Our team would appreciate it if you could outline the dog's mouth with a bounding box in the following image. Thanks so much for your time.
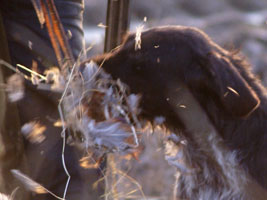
[60,61,145,158]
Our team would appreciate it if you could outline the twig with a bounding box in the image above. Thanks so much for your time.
[57,63,77,199]
[31,0,45,26]
[11,170,64,200]
[16,64,47,81]
[104,168,147,200]
[0,60,30,80]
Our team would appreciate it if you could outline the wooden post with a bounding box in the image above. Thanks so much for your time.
[104,1,130,199]
[104,0,130,52]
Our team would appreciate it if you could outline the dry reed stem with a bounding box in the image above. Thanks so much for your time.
[103,151,148,200]
[40,0,63,68]
[57,63,77,199]
[16,64,47,81]
[31,0,45,26]
[11,170,64,200]
[46,0,75,67]
[0,60,30,81]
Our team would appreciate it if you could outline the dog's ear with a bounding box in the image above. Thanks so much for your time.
[200,52,260,118]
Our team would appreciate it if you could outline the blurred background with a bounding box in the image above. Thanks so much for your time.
[83,1,267,199]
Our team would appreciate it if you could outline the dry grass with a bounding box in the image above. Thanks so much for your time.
[0,56,179,199]
[0,4,179,197]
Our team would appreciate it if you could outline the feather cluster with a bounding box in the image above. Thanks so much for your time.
[62,61,142,155]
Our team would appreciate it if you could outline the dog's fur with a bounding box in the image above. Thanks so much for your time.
[91,26,267,199]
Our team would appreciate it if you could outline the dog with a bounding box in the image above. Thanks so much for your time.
[90,26,267,199]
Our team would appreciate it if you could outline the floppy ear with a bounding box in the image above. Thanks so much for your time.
[201,52,260,118]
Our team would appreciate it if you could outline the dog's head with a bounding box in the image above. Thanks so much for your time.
[92,26,260,122]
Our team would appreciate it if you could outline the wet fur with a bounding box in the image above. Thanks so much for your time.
[89,26,267,199]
